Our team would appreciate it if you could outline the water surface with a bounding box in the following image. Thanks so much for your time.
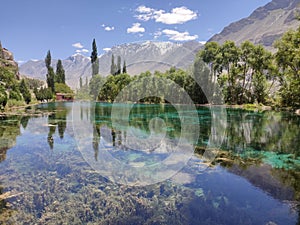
[0,102,299,224]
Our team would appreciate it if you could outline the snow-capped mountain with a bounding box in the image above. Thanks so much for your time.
[19,41,203,88]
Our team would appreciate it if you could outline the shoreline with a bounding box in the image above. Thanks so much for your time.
[1,101,299,116]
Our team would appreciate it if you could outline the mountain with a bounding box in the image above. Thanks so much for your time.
[0,44,19,79]
[209,0,300,49]
[20,41,203,89]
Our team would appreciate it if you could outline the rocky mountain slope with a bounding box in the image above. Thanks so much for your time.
[0,43,19,79]
[209,0,300,49]
[20,41,203,89]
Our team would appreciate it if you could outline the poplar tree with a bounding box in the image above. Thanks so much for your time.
[45,50,55,93]
[117,55,121,75]
[91,38,99,76]
[122,60,127,74]
[56,59,65,84]
[110,54,117,75]
[79,77,83,88]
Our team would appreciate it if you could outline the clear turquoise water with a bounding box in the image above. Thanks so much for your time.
[0,102,299,224]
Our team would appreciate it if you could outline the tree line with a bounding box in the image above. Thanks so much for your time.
[34,50,73,102]
[199,25,300,108]
[83,25,300,109]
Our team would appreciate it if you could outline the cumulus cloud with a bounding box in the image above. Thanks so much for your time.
[72,42,84,49]
[135,5,197,24]
[162,29,198,41]
[127,23,145,33]
[156,7,197,24]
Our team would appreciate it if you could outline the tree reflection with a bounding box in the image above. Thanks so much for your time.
[0,116,22,162]
[47,104,69,149]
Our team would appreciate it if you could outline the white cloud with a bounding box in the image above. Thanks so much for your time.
[136,5,153,14]
[104,26,115,31]
[135,5,197,24]
[103,48,111,52]
[75,48,89,54]
[199,41,207,45]
[72,42,84,49]
[127,23,145,33]
[155,7,197,24]
[162,29,198,41]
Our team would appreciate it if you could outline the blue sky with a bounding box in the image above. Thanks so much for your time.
[1,0,271,63]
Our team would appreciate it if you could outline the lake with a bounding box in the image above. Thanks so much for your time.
[0,102,299,224]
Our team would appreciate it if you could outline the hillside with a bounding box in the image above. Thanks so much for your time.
[20,41,203,89]
[209,0,300,49]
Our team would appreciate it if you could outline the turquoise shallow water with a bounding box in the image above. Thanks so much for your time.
[0,102,299,224]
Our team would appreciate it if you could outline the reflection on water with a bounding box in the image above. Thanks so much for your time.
[0,102,299,224]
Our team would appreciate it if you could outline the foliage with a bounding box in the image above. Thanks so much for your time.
[56,59,65,84]
[199,40,274,105]
[19,79,31,104]
[46,67,55,93]
[274,26,300,108]
[45,50,52,70]
[0,66,16,89]
[24,77,44,90]
[34,87,53,102]
[54,82,73,94]
[0,85,7,109]
[45,51,55,93]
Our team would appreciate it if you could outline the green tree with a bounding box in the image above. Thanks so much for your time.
[91,38,99,76]
[117,55,121,75]
[46,67,55,93]
[56,59,65,84]
[45,50,55,93]
[79,77,83,88]
[55,83,73,94]
[45,50,52,70]
[122,60,127,74]
[199,42,221,75]
[275,26,300,108]
[0,85,7,109]
[220,41,240,104]
[110,54,117,75]
[19,79,31,104]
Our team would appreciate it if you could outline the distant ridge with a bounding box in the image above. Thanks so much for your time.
[19,41,203,89]
[209,0,300,49]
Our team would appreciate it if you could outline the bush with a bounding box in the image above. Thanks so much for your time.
[0,86,7,109]
[9,90,22,101]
